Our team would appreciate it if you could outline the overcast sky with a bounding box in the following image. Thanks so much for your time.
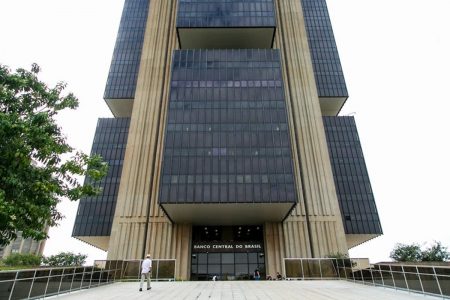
[0,0,449,264]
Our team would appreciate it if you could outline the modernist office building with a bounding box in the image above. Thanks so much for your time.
[0,232,46,259]
[73,0,382,280]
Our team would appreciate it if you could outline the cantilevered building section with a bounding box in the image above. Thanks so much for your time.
[160,49,297,224]
[301,0,348,115]
[177,0,276,49]
[323,117,382,247]
[73,118,130,250]
[73,0,382,280]
[103,0,150,117]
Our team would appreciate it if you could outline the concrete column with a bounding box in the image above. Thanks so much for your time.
[273,0,348,258]
[108,0,179,261]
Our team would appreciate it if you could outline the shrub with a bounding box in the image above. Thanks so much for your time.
[42,252,87,267]
[326,252,349,259]
[3,253,42,267]
[422,241,450,262]
[326,252,354,268]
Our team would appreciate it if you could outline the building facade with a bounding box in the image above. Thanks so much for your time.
[0,232,47,259]
[73,0,382,280]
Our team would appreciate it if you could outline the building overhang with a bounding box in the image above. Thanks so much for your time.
[161,202,296,225]
[177,27,275,49]
[346,234,382,249]
[74,236,110,251]
[105,98,134,118]
[319,96,348,116]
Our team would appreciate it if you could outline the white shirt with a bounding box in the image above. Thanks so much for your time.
[141,258,152,274]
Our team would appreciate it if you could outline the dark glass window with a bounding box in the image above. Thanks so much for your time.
[323,116,382,235]
[160,49,297,205]
[104,0,150,100]
[301,0,348,98]
[73,118,130,237]
[177,0,276,28]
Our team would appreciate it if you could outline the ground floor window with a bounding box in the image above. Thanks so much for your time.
[191,225,265,280]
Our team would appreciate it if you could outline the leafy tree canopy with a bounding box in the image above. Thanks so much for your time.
[390,243,422,262]
[0,64,107,246]
[390,241,450,262]
[422,241,450,262]
[42,252,87,267]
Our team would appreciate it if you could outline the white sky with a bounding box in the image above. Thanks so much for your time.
[0,0,449,265]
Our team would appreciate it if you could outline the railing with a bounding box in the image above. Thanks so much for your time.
[0,264,119,300]
[284,258,450,299]
[0,259,176,300]
[350,262,450,299]
[99,259,176,281]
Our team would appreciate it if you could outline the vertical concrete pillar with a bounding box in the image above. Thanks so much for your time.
[108,0,181,263]
[273,0,348,259]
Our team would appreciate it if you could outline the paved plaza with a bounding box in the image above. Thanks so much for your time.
[54,280,437,300]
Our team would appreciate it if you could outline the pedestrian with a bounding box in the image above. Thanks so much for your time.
[139,254,152,292]
[254,269,260,280]
[276,272,282,280]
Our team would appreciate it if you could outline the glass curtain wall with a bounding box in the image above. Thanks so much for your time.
[191,226,265,280]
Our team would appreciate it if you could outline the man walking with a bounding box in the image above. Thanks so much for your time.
[139,254,152,291]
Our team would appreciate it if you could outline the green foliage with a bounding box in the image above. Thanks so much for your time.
[3,253,42,267]
[422,241,450,262]
[0,64,108,246]
[390,243,422,262]
[326,252,349,259]
[390,241,450,262]
[42,252,87,267]
[326,252,355,267]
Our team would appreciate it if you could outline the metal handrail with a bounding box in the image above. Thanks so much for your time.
[356,262,450,298]
[0,259,176,300]
[283,258,450,299]
[111,259,176,281]
[0,265,119,300]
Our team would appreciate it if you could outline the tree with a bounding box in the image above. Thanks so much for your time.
[0,64,108,246]
[390,243,422,262]
[422,241,450,262]
[42,252,87,267]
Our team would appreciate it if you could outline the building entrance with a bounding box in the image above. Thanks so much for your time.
[191,225,265,280]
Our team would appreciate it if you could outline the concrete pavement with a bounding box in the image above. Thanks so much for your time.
[53,280,439,300]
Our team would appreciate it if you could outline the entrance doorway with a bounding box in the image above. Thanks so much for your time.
[191,225,265,280]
